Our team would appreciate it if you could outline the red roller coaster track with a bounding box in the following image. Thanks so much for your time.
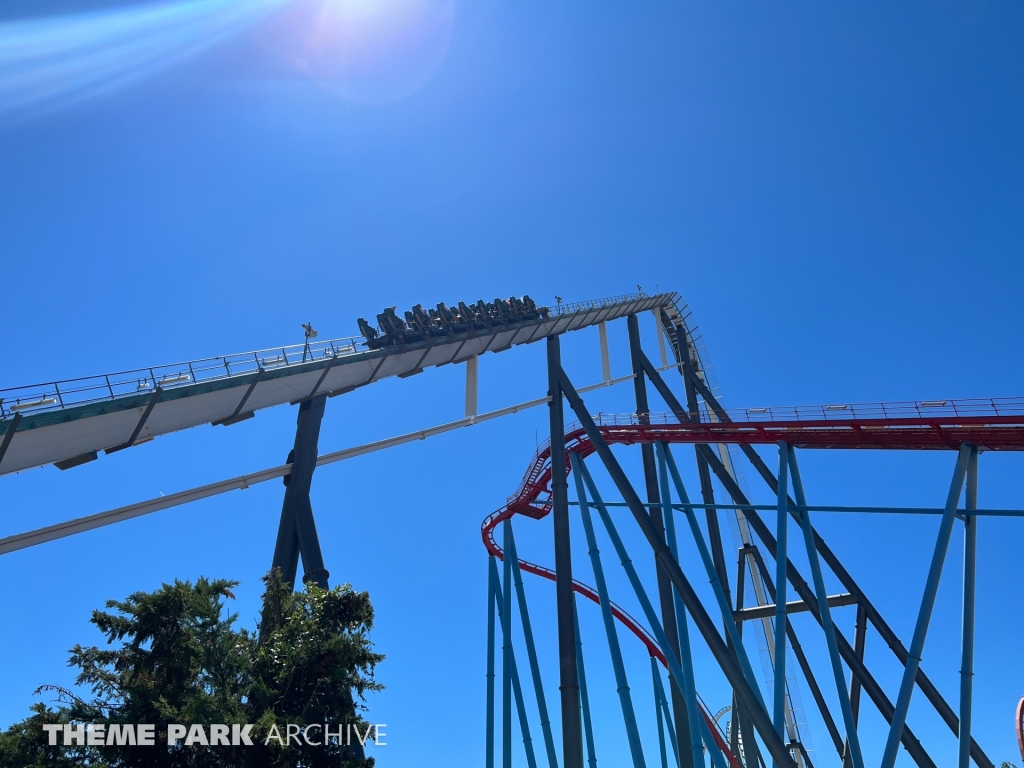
[1017,696,1024,762]
[481,398,1024,766]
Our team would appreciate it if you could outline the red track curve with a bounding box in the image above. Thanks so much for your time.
[481,405,1024,765]
[481,423,740,764]
[1016,696,1024,762]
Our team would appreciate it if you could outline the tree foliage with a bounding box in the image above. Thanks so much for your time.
[0,570,383,767]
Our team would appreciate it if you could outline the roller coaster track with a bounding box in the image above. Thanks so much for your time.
[481,401,1024,767]
[4,286,1021,766]
[482,423,740,762]
[482,402,1024,556]
[487,540,741,767]
[0,292,674,476]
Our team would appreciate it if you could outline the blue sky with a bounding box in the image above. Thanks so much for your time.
[0,1,1022,766]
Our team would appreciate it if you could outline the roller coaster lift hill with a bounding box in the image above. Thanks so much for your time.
[1,290,1023,768]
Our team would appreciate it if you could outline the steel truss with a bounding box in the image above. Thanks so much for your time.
[481,311,1018,768]
[0,291,1016,768]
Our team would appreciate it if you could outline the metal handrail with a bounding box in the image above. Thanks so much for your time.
[502,394,1024,508]
[550,292,649,316]
[726,397,1024,423]
[498,393,1024,507]
[1,293,667,420]
[0,336,362,419]
[582,400,1024,427]
[497,395,1024,511]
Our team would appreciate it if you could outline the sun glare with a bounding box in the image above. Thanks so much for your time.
[0,0,456,120]
[259,0,456,104]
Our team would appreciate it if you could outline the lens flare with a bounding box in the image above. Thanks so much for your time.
[258,0,456,104]
[0,0,455,121]
[0,0,287,118]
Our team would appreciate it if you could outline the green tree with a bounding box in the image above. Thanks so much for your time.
[0,570,383,767]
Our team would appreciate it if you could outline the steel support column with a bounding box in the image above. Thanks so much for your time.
[653,653,731,768]
[881,443,973,768]
[660,444,767,707]
[574,601,598,768]
[271,394,330,589]
[676,322,732,614]
[788,448,863,768]
[639,353,936,768]
[487,557,497,768]
[676,361,992,768]
[493,556,541,768]
[507,525,560,768]
[577,457,737,765]
[560,378,795,768]
[628,314,694,768]
[730,546,749,768]
[660,343,739,759]
[503,520,514,768]
[572,452,646,768]
[599,322,611,383]
[843,604,868,768]
[653,658,670,768]
[651,660,682,765]
[548,335,583,768]
[747,545,846,760]
[657,444,707,768]
[958,448,979,768]
[773,443,791,754]
[466,355,479,419]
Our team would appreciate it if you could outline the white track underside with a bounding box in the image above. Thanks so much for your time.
[0,294,674,475]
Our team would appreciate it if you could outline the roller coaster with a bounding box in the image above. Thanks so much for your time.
[1,289,1021,768]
